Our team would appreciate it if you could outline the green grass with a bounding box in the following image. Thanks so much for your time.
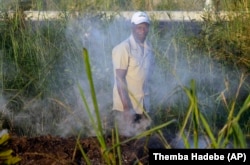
[0,1,249,164]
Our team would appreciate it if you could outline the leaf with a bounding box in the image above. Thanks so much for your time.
[0,134,10,146]
[4,156,22,165]
[0,149,13,157]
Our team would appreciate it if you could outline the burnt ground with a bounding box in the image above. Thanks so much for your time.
[7,130,250,165]
[8,132,171,165]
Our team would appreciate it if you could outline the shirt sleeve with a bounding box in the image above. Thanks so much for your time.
[112,43,129,70]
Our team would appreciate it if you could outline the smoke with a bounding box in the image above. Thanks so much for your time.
[151,47,243,116]
[60,13,156,137]
[147,20,246,118]
[62,14,244,137]
[59,14,132,137]
[0,12,247,138]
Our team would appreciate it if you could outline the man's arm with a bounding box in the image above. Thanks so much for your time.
[116,69,132,111]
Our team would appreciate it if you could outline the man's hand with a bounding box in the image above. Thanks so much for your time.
[133,114,142,123]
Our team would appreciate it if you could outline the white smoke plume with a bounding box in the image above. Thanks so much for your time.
[0,12,247,138]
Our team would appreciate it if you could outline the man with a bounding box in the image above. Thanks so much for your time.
[112,11,155,126]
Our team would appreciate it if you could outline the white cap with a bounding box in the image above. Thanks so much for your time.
[131,11,150,25]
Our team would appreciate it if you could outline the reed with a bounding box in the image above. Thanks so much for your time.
[0,0,249,164]
[180,79,249,148]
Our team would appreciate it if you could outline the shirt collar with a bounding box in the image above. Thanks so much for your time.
[129,34,150,50]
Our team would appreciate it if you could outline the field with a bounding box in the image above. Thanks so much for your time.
[8,134,151,164]
[0,1,250,165]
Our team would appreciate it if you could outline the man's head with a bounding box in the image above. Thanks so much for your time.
[131,11,150,25]
[131,11,150,43]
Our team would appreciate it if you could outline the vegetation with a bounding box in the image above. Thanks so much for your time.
[0,1,249,163]
[0,131,21,165]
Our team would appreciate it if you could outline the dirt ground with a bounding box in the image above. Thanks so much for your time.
[8,133,168,165]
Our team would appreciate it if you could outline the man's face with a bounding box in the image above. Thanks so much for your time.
[132,23,149,43]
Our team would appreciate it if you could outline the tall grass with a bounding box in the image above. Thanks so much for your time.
[0,0,249,152]
[0,1,249,165]
[77,48,114,164]
[0,3,81,135]
[180,79,249,148]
